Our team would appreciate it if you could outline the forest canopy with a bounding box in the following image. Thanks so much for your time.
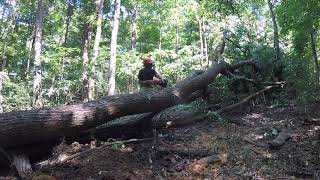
[0,0,320,179]
[0,0,319,111]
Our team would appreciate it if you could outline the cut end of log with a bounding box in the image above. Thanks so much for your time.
[13,154,33,179]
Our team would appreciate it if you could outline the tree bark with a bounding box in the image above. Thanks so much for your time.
[204,36,209,66]
[0,5,8,40]
[310,29,320,83]
[0,6,7,36]
[0,72,8,113]
[175,25,179,53]
[26,28,35,78]
[1,2,17,71]
[158,9,162,51]
[151,111,206,128]
[267,0,282,81]
[196,16,204,67]
[202,19,209,65]
[63,0,75,46]
[89,0,104,100]
[81,23,93,102]
[108,0,121,95]
[32,0,45,108]
[130,1,138,50]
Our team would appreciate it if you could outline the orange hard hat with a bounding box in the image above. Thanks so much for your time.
[143,57,154,64]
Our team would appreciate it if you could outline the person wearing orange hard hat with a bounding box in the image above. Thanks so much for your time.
[138,57,167,90]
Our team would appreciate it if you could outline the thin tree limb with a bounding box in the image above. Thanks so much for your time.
[217,85,275,114]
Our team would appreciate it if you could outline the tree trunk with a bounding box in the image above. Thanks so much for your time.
[81,23,93,102]
[204,36,209,66]
[108,0,121,95]
[1,2,17,71]
[267,0,282,81]
[202,19,209,66]
[159,25,162,50]
[32,0,45,108]
[89,0,105,100]
[130,2,138,50]
[310,30,320,83]
[196,16,204,67]
[175,24,179,53]
[0,5,8,40]
[26,28,35,78]
[127,76,133,93]
[1,57,250,148]
[0,6,7,35]
[63,0,74,46]
[159,12,162,51]
[0,72,8,113]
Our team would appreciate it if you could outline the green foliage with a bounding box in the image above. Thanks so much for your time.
[207,111,228,126]
[2,80,32,111]
[0,0,319,112]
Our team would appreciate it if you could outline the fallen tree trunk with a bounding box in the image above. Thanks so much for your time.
[151,111,206,128]
[0,60,256,148]
[0,110,206,167]
[84,112,156,139]
[86,110,206,139]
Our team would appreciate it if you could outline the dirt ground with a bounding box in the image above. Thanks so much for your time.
[2,102,320,180]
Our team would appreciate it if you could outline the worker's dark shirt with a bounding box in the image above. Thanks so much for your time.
[138,67,156,82]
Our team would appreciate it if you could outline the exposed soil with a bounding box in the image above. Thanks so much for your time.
[1,103,320,179]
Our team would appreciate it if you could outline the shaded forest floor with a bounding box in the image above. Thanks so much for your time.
[2,102,320,179]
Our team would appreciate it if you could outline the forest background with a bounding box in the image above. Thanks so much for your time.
[0,0,319,112]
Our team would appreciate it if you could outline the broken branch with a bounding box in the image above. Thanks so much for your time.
[217,85,275,114]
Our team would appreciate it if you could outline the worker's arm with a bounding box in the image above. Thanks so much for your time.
[154,71,163,80]
[139,80,155,86]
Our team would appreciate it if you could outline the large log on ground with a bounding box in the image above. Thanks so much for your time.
[85,110,206,139]
[1,61,234,148]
